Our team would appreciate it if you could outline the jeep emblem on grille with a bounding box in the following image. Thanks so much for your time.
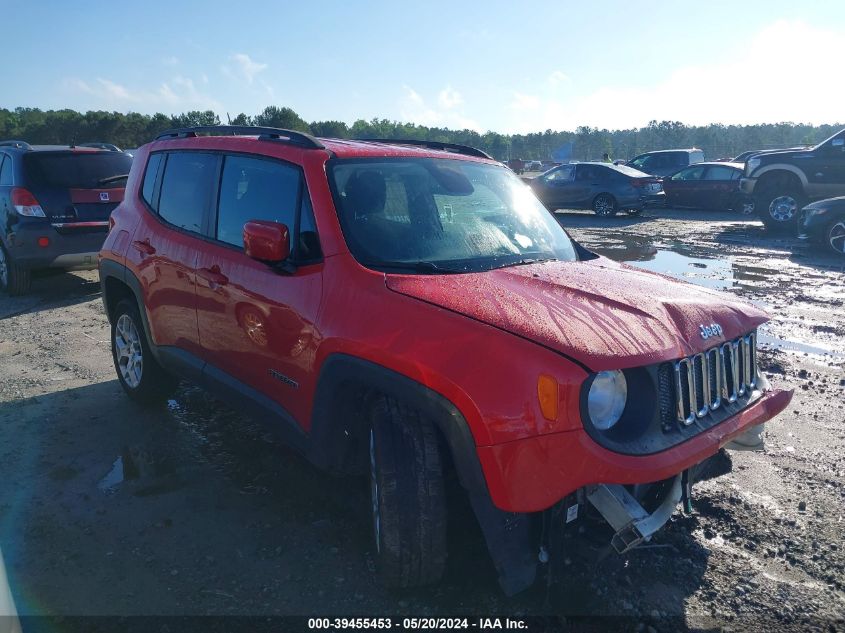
[699,323,723,340]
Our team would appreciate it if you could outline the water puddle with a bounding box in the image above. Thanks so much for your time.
[98,456,130,492]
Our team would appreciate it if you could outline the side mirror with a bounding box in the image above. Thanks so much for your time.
[243,220,290,262]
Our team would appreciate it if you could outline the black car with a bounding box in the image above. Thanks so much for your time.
[662,162,755,214]
[798,196,845,257]
[0,141,132,295]
[528,162,664,216]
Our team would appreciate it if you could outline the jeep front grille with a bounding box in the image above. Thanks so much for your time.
[668,332,758,427]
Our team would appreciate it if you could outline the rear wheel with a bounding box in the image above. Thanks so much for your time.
[826,218,845,257]
[369,395,447,588]
[111,299,177,404]
[592,193,617,217]
[0,243,32,296]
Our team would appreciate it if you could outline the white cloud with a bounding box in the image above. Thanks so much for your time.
[222,53,268,84]
[547,70,570,87]
[64,74,221,112]
[506,20,845,133]
[399,86,480,131]
[437,86,463,109]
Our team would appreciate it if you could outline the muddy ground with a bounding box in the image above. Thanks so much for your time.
[0,208,843,631]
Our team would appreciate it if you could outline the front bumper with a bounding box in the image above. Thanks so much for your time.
[740,177,757,195]
[477,387,792,513]
[3,221,108,270]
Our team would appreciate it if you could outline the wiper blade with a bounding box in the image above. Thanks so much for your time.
[491,257,558,270]
[361,260,465,274]
[98,174,129,185]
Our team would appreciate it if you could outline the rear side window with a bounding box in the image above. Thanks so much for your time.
[0,155,12,186]
[157,152,218,233]
[22,152,132,189]
[216,155,300,247]
[141,153,164,208]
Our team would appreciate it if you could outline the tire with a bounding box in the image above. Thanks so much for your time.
[111,299,177,404]
[826,218,845,257]
[733,196,756,216]
[592,193,617,217]
[369,394,447,588]
[0,243,32,296]
[756,188,804,232]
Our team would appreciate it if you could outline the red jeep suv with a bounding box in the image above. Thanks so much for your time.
[98,126,792,595]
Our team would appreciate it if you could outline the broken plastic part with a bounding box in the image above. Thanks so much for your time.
[586,474,683,554]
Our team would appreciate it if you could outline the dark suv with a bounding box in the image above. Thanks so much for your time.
[0,141,131,294]
[626,148,705,177]
[99,126,790,594]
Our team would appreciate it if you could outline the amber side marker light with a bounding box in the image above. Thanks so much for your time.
[537,374,559,421]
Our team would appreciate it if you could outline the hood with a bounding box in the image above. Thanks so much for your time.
[386,257,768,371]
[754,148,814,162]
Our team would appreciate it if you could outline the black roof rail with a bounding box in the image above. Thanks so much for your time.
[358,138,493,160]
[154,125,324,150]
[0,140,32,150]
[78,142,123,152]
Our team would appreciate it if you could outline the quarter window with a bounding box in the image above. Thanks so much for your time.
[157,152,218,233]
[141,153,163,209]
[216,155,301,248]
[0,155,11,186]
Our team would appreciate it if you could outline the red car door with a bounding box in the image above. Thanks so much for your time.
[664,165,706,208]
[194,153,323,428]
[701,164,741,210]
[129,151,220,363]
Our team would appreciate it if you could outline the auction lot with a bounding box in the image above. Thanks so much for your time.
[1,208,843,628]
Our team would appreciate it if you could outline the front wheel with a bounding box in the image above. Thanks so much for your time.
[111,299,177,404]
[0,243,32,296]
[733,196,756,216]
[593,193,617,217]
[369,395,447,588]
[756,190,804,232]
[826,218,845,257]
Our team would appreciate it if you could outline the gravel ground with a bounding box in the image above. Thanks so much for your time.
[0,208,843,631]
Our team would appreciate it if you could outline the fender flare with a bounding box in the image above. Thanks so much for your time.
[308,353,489,497]
[752,164,808,189]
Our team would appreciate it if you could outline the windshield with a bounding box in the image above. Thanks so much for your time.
[329,158,578,273]
[24,152,132,189]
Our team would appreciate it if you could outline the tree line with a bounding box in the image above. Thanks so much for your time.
[1,105,841,162]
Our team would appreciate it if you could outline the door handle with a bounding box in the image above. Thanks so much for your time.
[197,266,229,287]
[132,239,156,256]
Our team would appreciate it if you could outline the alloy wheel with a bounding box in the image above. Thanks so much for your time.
[594,195,614,216]
[769,196,798,222]
[829,221,845,255]
[115,314,143,388]
[739,199,756,215]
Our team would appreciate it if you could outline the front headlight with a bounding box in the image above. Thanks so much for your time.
[746,157,761,174]
[587,370,628,430]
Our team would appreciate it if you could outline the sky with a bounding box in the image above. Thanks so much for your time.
[1,0,843,134]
